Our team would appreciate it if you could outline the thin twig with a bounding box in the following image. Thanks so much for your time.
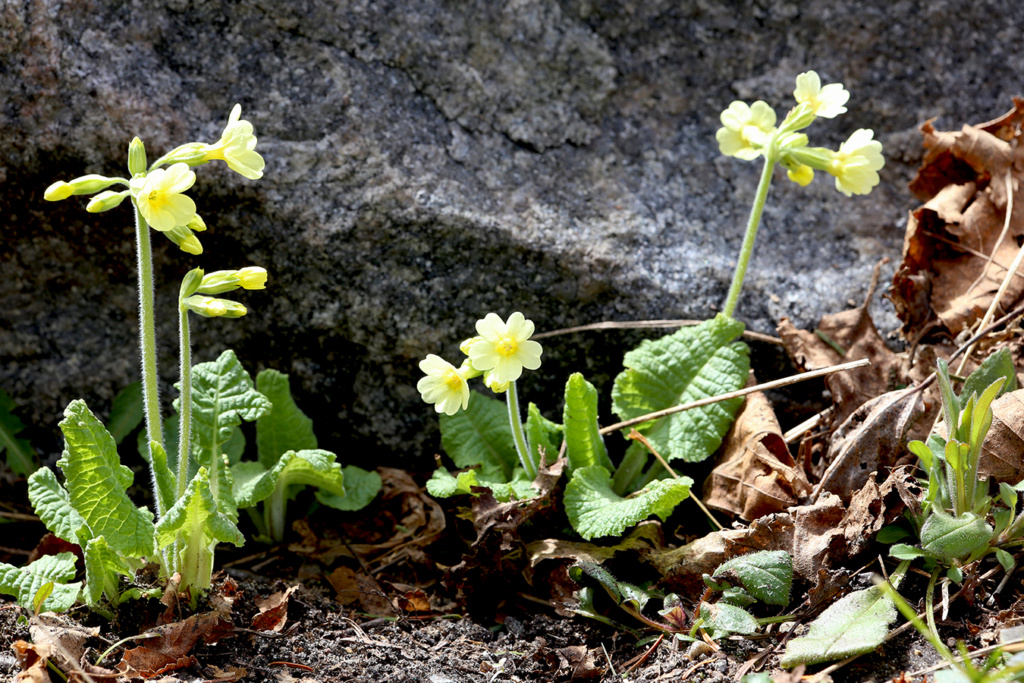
[534,319,783,345]
[965,173,1016,297]
[598,358,870,436]
[628,429,724,531]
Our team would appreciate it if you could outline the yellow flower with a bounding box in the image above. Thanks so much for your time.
[197,267,268,294]
[468,312,543,385]
[827,129,884,196]
[793,71,849,119]
[786,163,814,187]
[130,163,197,231]
[716,101,777,160]
[201,104,265,180]
[417,355,470,415]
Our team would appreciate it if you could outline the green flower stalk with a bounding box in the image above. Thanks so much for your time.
[716,71,884,318]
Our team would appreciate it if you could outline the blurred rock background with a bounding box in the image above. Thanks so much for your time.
[2,0,1020,465]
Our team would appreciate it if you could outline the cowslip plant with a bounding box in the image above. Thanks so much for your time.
[1,106,374,616]
[716,70,884,317]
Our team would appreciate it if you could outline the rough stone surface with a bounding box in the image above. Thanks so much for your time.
[3,0,1021,464]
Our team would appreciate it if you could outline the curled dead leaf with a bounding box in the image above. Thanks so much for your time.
[252,585,298,633]
[980,388,1024,483]
[116,612,233,679]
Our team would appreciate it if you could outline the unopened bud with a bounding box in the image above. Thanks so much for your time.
[86,190,130,213]
[182,295,247,318]
[128,137,148,176]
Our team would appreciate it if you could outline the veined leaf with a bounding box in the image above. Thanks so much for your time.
[425,467,536,502]
[83,536,135,612]
[700,601,760,637]
[107,382,144,445]
[155,467,244,594]
[58,400,155,559]
[232,449,346,507]
[920,512,992,561]
[0,553,81,613]
[565,465,691,540]
[611,315,749,462]
[962,348,1017,403]
[525,402,562,468]
[27,467,86,544]
[0,387,37,476]
[780,586,896,667]
[440,391,518,480]
[317,466,382,511]
[563,374,614,474]
[181,350,271,517]
[712,550,792,607]
[256,369,317,469]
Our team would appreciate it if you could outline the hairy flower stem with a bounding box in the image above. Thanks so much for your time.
[176,303,193,500]
[506,381,537,480]
[722,149,777,319]
[134,204,166,514]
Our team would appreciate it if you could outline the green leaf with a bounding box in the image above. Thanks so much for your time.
[525,402,562,468]
[58,400,155,559]
[920,512,993,561]
[232,449,345,508]
[182,350,271,516]
[888,544,931,561]
[439,391,518,480]
[712,550,792,607]
[83,536,135,611]
[0,387,37,476]
[425,467,535,502]
[611,314,750,462]
[27,467,86,544]
[0,553,81,613]
[700,601,760,637]
[961,348,1017,403]
[780,586,897,667]
[317,466,383,512]
[256,369,317,469]
[107,382,144,445]
[563,374,614,475]
[570,561,650,610]
[565,465,692,540]
[155,467,244,594]
[996,548,1016,573]
[876,525,913,544]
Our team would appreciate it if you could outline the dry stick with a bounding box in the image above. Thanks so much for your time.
[628,429,725,531]
[534,319,783,345]
[955,172,1018,378]
[597,358,871,437]
[965,173,1016,297]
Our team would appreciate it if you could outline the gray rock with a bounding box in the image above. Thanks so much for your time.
[2,0,1019,464]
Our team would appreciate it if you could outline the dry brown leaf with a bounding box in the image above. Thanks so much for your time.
[980,388,1024,482]
[704,388,811,520]
[892,99,1024,340]
[815,387,925,503]
[326,566,361,605]
[251,585,298,633]
[12,640,51,683]
[28,615,100,679]
[116,612,233,679]
[357,573,398,617]
[526,523,663,568]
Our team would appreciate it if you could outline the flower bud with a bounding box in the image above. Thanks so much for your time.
[165,225,204,255]
[44,181,74,201]
[196,266,267,295]
[182,295,247,318]
[460,336,484,356]
[187,214,207,232]
[86,190,130,213]
[237,266,267,290]
[128,137,148,176]
[483,370,509,394]
[785,164,814,187]
[179,268,205,300]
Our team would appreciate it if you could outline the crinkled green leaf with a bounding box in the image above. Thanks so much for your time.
[155,467,244,592]
[565,465,692,540]
[526,402,562,468]
[232,449,345,508]
[317,466,382,511]
[962,348,1017,404]
[570,561,650,610]
[27,467,86,544]
[425,467,535,502]
[780,586,896,667]
[563,374,614,475]
[440,391,517,480]
[107,382,144,445]
[712,550,792,607]
[223,426,246,465]
[611,314,749,462]
[83,536,135,611]
[58,400,155,559]
[256,369,317,469]
[179,350,271,517]
[920,512,992,561]
[700,601,760,637]
[0,387,37,476]
[0,553,81,613]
